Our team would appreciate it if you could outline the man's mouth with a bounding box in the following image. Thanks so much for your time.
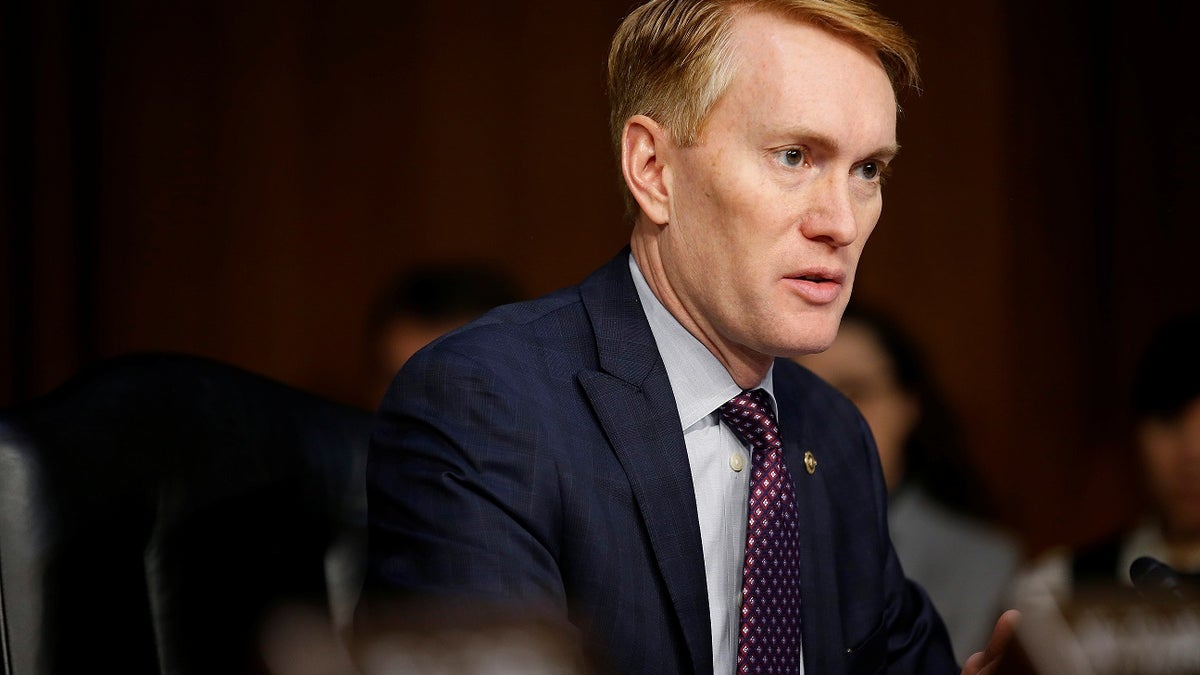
[783,269,845,305]
[787,268,845,284]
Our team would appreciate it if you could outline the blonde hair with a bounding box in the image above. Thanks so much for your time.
[607,0,920,214]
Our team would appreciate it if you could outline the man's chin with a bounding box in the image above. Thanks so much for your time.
[767,333,838,359]
[772,305,847,355]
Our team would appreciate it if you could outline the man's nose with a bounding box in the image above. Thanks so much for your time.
[799,173,858,248]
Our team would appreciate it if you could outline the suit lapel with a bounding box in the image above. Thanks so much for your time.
[576,251,713,674]
[775,365,846,674]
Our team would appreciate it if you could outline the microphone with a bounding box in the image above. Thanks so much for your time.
[1129,556,1189,600]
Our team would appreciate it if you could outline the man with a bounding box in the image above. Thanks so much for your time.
[359,1,1016,672]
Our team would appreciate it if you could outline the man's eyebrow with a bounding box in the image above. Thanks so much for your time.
[782,128,900,161]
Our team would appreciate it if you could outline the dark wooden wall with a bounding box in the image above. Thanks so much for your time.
[4,0,1198,553]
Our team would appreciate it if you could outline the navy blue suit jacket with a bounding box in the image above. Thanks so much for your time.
[362,251,956,673]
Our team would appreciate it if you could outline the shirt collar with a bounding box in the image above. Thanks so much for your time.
[628,253,776,430]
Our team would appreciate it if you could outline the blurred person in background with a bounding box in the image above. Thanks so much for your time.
[798,303,1022,663]
[363,263,521,408]
[1014,310,1200,598]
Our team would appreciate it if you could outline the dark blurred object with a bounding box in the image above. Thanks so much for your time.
[0,353,373,674]
[364,263,522,407]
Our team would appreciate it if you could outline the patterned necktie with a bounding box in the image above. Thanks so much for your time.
[719,389,802,673]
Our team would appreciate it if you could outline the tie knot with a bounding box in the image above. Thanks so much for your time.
[718,389,780,450]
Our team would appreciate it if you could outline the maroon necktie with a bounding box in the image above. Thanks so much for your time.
[719,389,802,673]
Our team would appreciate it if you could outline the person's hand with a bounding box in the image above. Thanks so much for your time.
[960,609,1020,675]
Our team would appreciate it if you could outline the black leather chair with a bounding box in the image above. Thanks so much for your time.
[0,353,374,674]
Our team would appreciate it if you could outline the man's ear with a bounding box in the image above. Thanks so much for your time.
[620,115,671,225]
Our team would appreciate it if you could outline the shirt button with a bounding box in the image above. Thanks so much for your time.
[730,453,745,472]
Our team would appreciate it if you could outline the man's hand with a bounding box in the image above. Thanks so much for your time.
[961,610,1020,675]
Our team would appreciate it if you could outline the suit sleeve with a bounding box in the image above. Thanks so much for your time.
[358,340,568,613]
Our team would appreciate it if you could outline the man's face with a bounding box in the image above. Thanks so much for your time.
[657,12,898,360]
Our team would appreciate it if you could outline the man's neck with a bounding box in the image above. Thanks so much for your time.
[629,229,772,389]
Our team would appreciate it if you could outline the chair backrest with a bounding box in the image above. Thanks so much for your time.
[0,353,374,674]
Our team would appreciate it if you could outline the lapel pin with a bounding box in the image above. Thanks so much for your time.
[803,451,817,475]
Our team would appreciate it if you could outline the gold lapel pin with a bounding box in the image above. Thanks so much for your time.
[803,451,817,475]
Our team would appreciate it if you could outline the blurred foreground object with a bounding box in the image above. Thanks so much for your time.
[353,600,590,675]
[1010,566,1200,674]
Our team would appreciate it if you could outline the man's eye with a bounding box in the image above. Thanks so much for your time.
[855,161,883,181]
[778,148,805,167]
